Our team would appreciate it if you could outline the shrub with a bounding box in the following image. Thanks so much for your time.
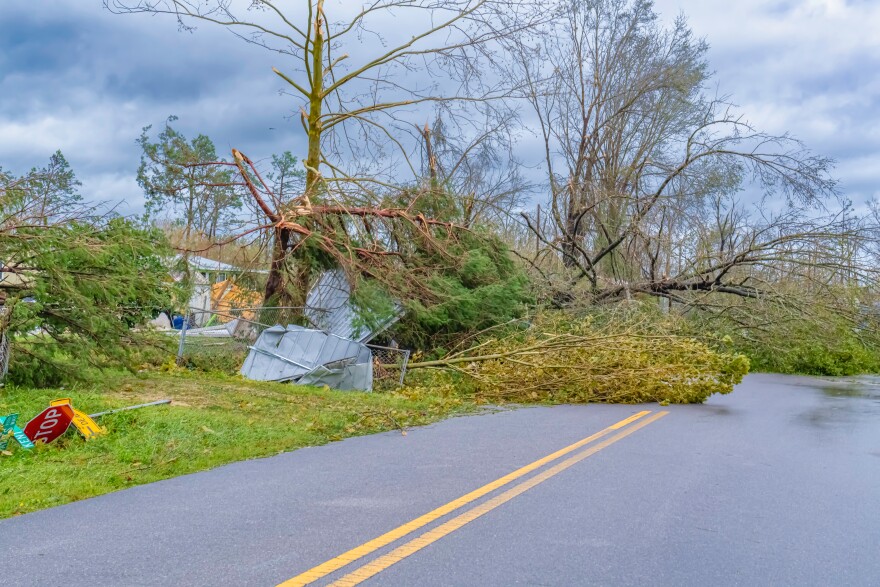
[682,294,880,376]
[736,320,880,376]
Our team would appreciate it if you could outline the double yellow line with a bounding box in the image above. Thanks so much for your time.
[278,409,668,587]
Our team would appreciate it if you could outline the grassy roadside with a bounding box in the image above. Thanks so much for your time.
[0,371,473,519]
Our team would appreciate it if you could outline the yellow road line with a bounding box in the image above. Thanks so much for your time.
[278,410,654,587]
[327,410,669,587]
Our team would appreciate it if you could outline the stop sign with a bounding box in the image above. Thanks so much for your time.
[24,404,74,444]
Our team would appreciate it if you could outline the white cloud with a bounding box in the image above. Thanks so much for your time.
[88,172,145,213]
[653,0,880,201]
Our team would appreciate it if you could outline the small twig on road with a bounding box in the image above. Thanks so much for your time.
[358,409,408,436]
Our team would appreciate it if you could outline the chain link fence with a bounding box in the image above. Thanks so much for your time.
[175,307,295,374]
[175,306,410,386]
[0,305,410,387]
[367,344,411,387]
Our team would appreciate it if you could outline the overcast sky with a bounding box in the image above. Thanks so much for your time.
[1,0,878,214]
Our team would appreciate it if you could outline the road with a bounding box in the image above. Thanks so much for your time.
[2,373,878,586]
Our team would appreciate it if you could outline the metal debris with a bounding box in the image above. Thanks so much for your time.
[240,325,374,391]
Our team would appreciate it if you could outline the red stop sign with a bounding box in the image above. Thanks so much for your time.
[24,404,74,444]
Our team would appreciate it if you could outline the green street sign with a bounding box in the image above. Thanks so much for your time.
[0,413,35,451]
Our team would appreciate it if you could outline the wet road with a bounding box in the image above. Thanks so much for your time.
[1,373,878,586]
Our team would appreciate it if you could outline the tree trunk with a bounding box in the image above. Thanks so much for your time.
[263,2,325,311]
[264,226,292,305]
[561,184,585,268]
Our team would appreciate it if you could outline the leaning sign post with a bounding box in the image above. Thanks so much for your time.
[50,399,104,440]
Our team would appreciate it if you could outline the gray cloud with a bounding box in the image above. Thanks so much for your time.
[2,0,879,213]
[0,1,306,213]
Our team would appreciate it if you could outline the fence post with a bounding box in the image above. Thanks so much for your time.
[176,311,189,366]
[398,350,410,386]
[0,331,8,383]
[0,305,8,383]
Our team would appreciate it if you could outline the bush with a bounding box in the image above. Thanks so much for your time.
[682,294,880,376]
[5,347,87,388]
[178,338,249,375]
[736,320,880,376]
[2,217,180,384]
[391,232,532,349]
[347,228,532,351]
[5,332,175,388]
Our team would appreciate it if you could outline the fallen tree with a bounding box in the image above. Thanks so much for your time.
[229,148,532,348]
[1,156,179,386]
[400,309,749,404]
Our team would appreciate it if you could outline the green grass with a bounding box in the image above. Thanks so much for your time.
[0,370,473,519]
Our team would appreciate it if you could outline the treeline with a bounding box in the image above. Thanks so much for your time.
[2,0,879,392]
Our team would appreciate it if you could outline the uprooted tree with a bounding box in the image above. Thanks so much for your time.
[229,148,531,347]
[402,308,750,404]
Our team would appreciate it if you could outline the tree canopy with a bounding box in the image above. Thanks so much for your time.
[138,116,243,242]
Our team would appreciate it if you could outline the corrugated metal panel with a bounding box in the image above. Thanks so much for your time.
[305,270,357,338]
[240,325,308,381]
[240,325,373,391]
[298,360,373,391]
[305,270,402,343]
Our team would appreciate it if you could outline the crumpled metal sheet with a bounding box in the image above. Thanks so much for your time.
[240,324,373,391]
[298,363,373,390]
[305,269,402,343]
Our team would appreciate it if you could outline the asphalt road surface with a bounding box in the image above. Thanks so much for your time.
[2,373,878,586]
